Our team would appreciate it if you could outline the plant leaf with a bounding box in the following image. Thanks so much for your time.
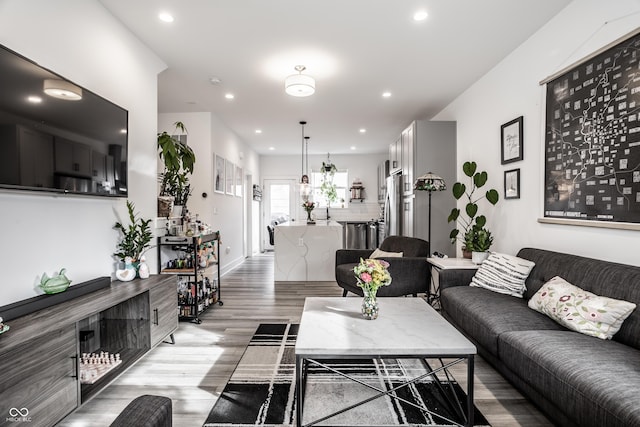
[475,215,486,228]
[448,208,460,223]
[463,161,476,177]
[474,171,488,188]
[486,189,499,204]
[465,203,478,218]
[452,182,466,199]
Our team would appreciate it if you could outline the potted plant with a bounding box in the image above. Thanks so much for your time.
[448,161,499,258]
[320,157,338,203]
[464,226,493,264]
[114,200,153,268]
[158,121,196,217]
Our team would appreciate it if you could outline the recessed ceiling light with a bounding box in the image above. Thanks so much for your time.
[350,146,356,150]
[382,92,392,98]
[159,12,174,23]
[268,147,275,151]
[27,96,42,103]
[225,93,235,99]
[255,129,262,134]
[209,77,222,85]
[413,10,428,21]
[359,128,366,133]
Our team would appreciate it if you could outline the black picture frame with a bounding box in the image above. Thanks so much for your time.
[501,116,524,164]
[504,169,520,199]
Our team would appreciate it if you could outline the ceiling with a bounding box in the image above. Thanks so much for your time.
[99,0,571,156]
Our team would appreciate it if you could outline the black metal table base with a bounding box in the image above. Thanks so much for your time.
[295,354,474,427]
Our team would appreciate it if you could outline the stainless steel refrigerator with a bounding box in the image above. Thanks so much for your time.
[383,173,402,238]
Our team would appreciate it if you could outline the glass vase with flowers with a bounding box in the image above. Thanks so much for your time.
[353,258,392,319]
[302,200,316,224]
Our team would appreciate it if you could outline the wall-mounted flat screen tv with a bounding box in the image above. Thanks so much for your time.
[0,44,128,197]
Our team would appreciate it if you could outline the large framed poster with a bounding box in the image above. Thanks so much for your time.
[542,29,640,225]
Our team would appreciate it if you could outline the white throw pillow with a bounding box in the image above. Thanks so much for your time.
[370,248,403,259]
[470,252,535,298]
[528,276,637,340]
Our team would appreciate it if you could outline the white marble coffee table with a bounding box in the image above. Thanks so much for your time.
[295,297,477,427]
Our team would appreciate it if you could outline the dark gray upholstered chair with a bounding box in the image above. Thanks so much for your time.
[110,395,172,427]
[335,235,430,297]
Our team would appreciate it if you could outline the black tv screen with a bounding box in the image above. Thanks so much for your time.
[0,44,128,196]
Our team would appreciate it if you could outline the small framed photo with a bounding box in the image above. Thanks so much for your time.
[501,116,523,164]
[214,154,225,194]
[504,168,521,199]
[225,160,235,195]
[235,166,243,197]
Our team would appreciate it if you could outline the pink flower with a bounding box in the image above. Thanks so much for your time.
[559,295,571,302]
[360,272,372,283]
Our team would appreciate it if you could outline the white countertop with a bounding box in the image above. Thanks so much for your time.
[277,220,342,227]
[296,297,476,356]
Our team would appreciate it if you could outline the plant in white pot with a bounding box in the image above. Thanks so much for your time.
[464,226,493,264]
[157,122,196,217]
[448,161,499,258]
[114,200,153,279]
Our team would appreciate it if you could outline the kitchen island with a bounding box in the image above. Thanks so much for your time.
[274,220,343,281]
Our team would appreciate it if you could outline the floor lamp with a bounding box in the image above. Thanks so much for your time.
[414,172,447,254]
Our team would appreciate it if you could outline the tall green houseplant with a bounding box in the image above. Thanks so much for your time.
[448,161,499,250]
[114,200,153,262]
[158,122,196,212]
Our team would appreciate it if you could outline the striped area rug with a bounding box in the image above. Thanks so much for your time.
[203,323,489,427]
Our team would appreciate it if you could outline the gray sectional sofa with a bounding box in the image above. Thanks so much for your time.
[439,247,640,427]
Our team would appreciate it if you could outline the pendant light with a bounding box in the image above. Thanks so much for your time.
[299,121,311,200]
[285,65,315,97]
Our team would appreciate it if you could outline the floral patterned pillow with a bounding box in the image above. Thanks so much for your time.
[528,276,637,340]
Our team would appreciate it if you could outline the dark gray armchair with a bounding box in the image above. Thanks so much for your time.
[335,235,430,297]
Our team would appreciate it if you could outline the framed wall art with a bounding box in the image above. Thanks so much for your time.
[214,154,225,194]
[501,116,523,164]
[235,166,243,197]
[541,28,640,225]
[225,160,235,195]
[504,169,520,200]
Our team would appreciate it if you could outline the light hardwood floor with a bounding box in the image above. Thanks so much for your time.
[60,254,553,427]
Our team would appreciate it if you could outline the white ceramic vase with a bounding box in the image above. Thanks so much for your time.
[472,251,490,264]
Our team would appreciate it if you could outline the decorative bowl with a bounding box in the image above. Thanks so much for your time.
[39,268,72,294]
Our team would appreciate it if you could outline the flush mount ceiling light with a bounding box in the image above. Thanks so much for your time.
[43,79,82,101]
[285,65,315,97]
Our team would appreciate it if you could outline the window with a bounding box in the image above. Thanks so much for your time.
[310,170,348,208]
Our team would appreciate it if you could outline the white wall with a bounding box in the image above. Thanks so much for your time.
[435,0,640,265]
[0,0,165,306]
[158,112,260,273]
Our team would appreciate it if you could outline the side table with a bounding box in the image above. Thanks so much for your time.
[426,257,479,309]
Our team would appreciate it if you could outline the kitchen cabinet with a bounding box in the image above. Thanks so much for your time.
[396,120,457,255]
[55,137,91,177]
[401,123,415,195]
[92,151,107,182]
[0,124,54,189]
[402,195,414,238]
[389,136,401,174]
